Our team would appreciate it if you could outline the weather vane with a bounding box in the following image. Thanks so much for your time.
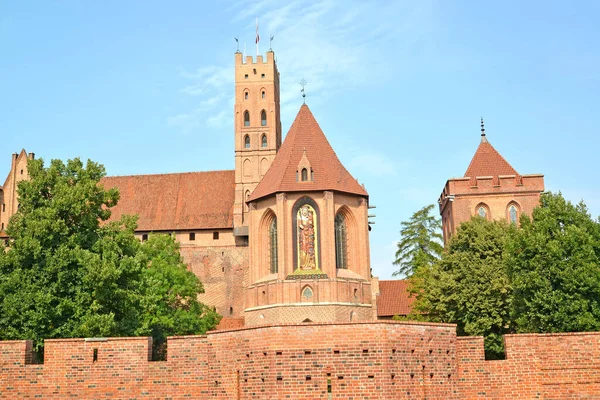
[300,79,307,104]
[234,37,239,52]
[269,35,275,51]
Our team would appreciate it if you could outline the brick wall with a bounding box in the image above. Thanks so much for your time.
[1,323,599,399]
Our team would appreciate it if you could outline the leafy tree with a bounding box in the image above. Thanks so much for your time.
[507,192,600,333]
[393,204,443,277]
[409,217,514,358]
[0,158,219,350]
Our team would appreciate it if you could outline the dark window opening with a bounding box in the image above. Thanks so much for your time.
[260,110,267,126]
[189,232,195,241]
[253,68,256,74]
[213,231,219,240]
[142,234,148,242]
[244,74,248,79]
[335,213,348,269]
[20,169,23,175]
[229,307,233,316]
[269,217,278,273]
[261,134,267,148]
[301,168,308,181]
[261,73,265,78]
[244,111,250,127]
[93,348,98,362]
[244,135,250,149]
[244,91,248,100]
[261,90,265,99]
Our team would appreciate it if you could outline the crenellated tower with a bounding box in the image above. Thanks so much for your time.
[233,51,282,234]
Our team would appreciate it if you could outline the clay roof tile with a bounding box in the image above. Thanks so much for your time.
[248,104,368,202]
[376,280,415,317]
[464,136,518,178]
[100,170,235,231]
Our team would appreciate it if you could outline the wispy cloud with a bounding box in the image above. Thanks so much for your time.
[168,0,436,131]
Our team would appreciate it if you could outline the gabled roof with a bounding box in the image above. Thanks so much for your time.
[377,280,415,317]
[464,135,518,178]
[248,104,368,202]
[100,170,235,231]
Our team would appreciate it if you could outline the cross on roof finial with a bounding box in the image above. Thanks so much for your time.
[480,117,485,136]
[300,79,307,104]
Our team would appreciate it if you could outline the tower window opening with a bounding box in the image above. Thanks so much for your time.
[244,91,248,100]
[244,135,250,149]
[269,217,278,274]
[335,213,348,269]
[301,168,308,181]
[244,111,250,127]
[261,134,267,148]
[253,68,256,74]
[261,73,265,78]
[244,74,248,79]
[213,232,219,240]
[189,232,195,241]
[261,90,265,99]
[142,234,148,242]
[260,110,267,126]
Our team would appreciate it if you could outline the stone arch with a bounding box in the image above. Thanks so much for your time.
[301,285,314,300]
[507,200,521,224]
[259,209,278,276]
[243,158,251,177]
[335,205,357,271]
[260,157,269,177]
[475,202,490,220]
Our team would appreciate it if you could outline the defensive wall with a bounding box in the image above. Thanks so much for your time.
[1,321,599,399]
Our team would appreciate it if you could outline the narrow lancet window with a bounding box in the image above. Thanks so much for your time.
[335,213,348,269]
[244,111,250,127]
[261,110,267,126]
[509,205,518,224]
[269,217,278,273]
[261,134,267,148]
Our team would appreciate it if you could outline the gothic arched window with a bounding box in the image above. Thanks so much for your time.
[244,135,250,149]
[477,204,489,219]
[244,110,250,127]
[244,90,249,100]
[261,134,267,148]
[335,213,348,269]
[269,217,278,273]
[261,90,266,99]
[508,204,519,224]
[301,168,308,181]
[261,110,267,126]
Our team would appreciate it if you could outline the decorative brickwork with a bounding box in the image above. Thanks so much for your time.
[1,322,598,399]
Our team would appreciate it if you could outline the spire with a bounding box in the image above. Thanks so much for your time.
[480,117,488,143]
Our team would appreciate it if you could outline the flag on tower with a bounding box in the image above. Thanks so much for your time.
[255,18,260,44]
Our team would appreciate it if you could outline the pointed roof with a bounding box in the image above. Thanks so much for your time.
[464,133,518,178]
[248,104,368,202]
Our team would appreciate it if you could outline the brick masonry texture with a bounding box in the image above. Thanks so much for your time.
[1,322,599,399]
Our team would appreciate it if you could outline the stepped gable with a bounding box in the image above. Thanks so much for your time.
[464,136,518,178]
[248,104,368,202]
[100,170,235,231]
[377,280,415,317]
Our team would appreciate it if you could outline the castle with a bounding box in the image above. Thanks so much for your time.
[0,49,544,326]
[4,50,600,400]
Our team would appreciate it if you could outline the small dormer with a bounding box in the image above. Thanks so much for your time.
[296,149,313,182]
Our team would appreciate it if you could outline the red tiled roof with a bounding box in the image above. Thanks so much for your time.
[377,280,415,317]
[464,136,518,178]
[100,170,235,231]
[215,317,245,330]
[248,104,368,202]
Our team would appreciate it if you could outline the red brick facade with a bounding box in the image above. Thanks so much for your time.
[1,322,598,399]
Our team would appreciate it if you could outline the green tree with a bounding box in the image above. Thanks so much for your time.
[0,158,219,350]
[409,217,514,358]
[393,204,443,277]
[507,192,600,333]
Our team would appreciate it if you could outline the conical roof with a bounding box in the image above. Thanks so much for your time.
[464,136,518,177]
[248,104,368,202]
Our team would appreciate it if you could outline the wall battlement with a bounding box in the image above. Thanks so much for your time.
[1,321,599,399]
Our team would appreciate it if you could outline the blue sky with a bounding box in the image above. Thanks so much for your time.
[1,1,599,279]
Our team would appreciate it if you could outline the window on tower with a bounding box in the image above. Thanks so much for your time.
[244,91,248,100]
[335,213,348,269]
[262,90,266,99]
[261,110,267,126]
[269,217,278,274]
[244,135,250,148]
[244,111,250,126]
[261,134,267,147]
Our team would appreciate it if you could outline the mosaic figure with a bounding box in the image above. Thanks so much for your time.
[297,204,317,270]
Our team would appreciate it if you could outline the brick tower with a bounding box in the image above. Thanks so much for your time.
[0,150,34,239]
[233,50,282,235]
[438,120,544,244]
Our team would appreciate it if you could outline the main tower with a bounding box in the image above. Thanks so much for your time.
[233,50,282,235]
